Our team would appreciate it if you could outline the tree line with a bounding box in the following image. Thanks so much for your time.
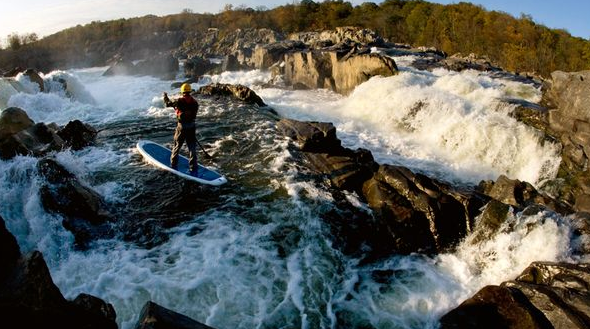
[1,0,589,76]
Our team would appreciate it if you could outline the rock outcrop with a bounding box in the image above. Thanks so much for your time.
[541,71,590,212]
[439,262,590,329]
[288,27,385,48]
[0,108,99,160]
[281,48,398,95]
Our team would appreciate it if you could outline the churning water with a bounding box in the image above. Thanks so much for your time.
[0,57,579,329]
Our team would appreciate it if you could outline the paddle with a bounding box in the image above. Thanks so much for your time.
[196,138,212,159]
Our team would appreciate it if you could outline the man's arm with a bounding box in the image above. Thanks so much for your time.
[163,92,175,107]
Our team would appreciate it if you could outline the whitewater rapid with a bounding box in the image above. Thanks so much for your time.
[0,56,579,329]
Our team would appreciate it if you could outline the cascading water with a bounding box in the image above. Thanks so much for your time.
[0,56,578,329]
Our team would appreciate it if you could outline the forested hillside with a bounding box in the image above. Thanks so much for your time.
[1,0,589,76]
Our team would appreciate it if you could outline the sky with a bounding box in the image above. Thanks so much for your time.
[0,0,588,42]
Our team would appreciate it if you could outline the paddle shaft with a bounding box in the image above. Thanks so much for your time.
[196,138,212,159]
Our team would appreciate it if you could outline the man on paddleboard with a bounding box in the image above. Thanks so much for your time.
[163,83,199,174]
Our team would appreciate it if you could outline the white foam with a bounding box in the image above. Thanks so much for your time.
[260,69,560,187]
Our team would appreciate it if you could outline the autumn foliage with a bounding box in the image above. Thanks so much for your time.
[1,0,589,76]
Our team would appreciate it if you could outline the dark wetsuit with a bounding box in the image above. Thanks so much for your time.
[164,93,199,172]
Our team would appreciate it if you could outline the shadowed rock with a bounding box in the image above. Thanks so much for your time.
[37,158,114,248]
[440,262,590,329]
[134,301,215,329]
[0,217,117,329]
[57,120,98,151]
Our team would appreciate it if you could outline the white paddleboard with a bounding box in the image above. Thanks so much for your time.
[137,140,227,186]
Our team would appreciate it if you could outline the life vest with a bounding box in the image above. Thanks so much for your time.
[175,95,198,123]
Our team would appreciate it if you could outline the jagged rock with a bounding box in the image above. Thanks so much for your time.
[440,262,590,329]
[134,301,215,329]
[289,27,384,47]
[0,215,21,282]
[540,70,590,212]
[197,83,266,106]
[221,54,242,72]
[468,199,510,245]
[282,49,397,95]
[3,66,25,77]
[277,119,340,152]
[184,56,218,78]
[37,158,114,248]
[253,40,306,70]
[0,108,65,160]
[0,107,34,140]
[102,59,135,76]
[72,293,117,323]
[478,175,571,215]
[363,165,475,254]
[57,120,98,151]
[23,68,44,92]
[441,53,500,72]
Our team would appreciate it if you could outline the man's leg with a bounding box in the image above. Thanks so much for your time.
[170,124,184,169]
[186,128,198,173]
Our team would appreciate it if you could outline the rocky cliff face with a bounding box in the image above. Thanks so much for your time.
[541,71,590,212]
[281,49,398,95]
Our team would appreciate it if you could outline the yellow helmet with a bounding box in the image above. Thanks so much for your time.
[180,83,192,93]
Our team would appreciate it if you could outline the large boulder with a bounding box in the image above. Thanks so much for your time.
[0,108,65,160]
[253,40,306,70]
[23,68,45,92]
[362,165,482,254]
[57,120,98,151]
[0,235,117,329]
[478,174,571,215]
[282,48,398,95]
[197,83,266,107]
[440,262,590,329]
[134,301,215,329]
[37,158,114,248]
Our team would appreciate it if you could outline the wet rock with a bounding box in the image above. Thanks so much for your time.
[197,83,266,106]
[23,68,44,92]
[0,108,65,160]
[478,175,572,215]
[363,165,473,254]
[441,262,590,329]
[134,301,215,329]
[37,158,114,248]
[277,119,340,152]
[0,107,34,140]
[57,120,98,151]
[468,199,511,245]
